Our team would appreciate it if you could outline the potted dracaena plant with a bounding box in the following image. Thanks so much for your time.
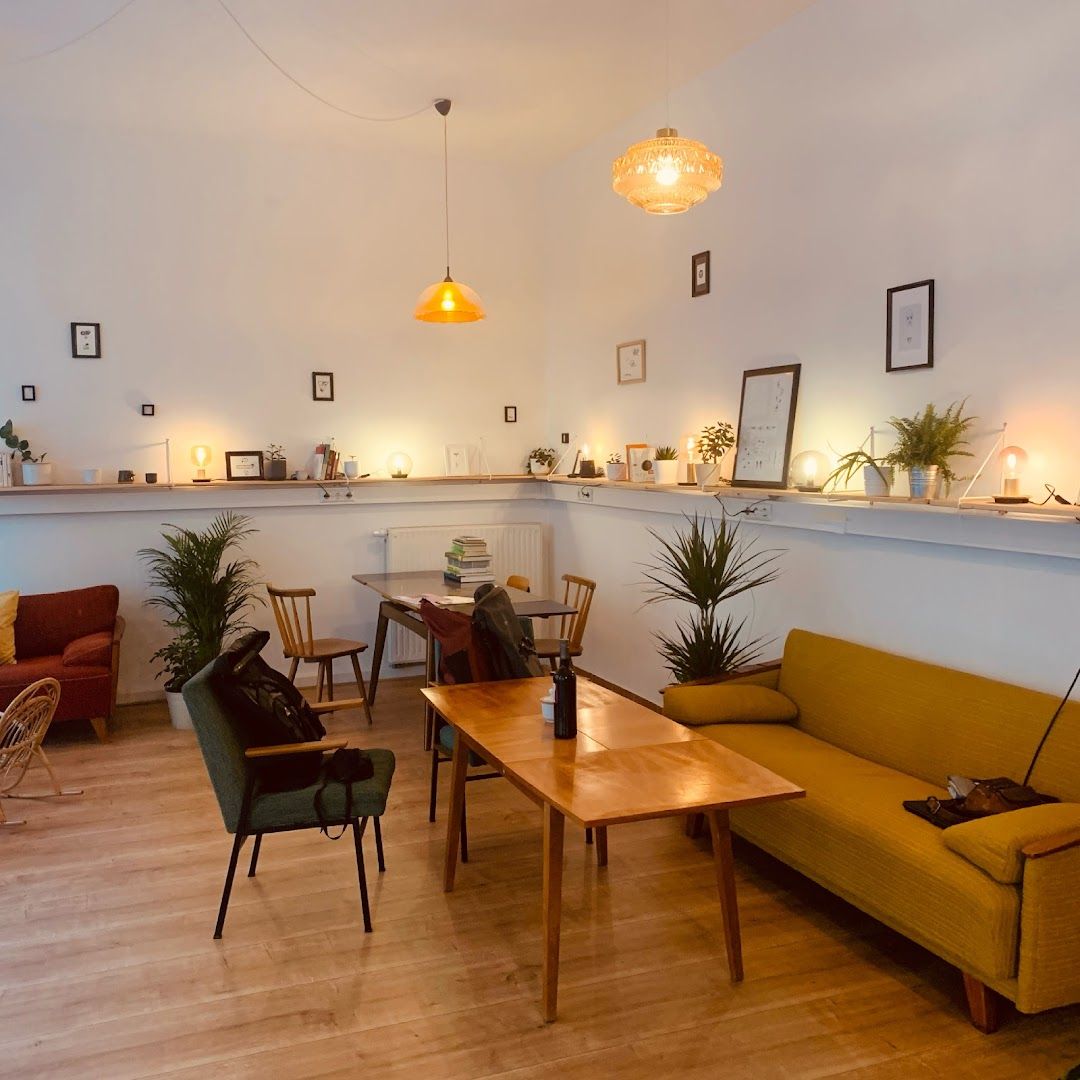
[825,449,894,497]
[2,419,51,485]
[884,400,976,498]
[653,445,680,486]
[528,447,556,476]
[696,421,735,490]
[643,512,783,685]
[265,444,287,481]
[139,512,263,729]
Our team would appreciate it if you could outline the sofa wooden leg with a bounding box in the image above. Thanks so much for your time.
[90,717,109,743]
[962,973,1003,1033]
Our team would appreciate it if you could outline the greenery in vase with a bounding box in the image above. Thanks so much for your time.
[1,419,45,462]
[266,444,285,461]
[883,400,975,483]
[606,452,623,464]
[654,445,679,461]
[139,512,263,691]
[824,449,890,491]
[697,421,735,464]
[642,512,782,683]
[529,447,556,467]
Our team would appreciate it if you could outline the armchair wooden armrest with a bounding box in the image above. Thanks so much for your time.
[245,737,348,759]
[112,615,126,643]
[1023,827,1080,860]
[309,697,367,715]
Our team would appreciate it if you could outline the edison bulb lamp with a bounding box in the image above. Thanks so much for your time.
[996,445,1029,502]
[387,451,413,479]
[190,445,212,483]
[789,450,830,492]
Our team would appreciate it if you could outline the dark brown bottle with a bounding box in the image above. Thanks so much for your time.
[552,640,577,739]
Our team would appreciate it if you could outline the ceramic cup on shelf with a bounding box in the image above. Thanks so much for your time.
[145,472,158,484]
[81,468,102,485]
[117,470,135,484]
[344,460,360,479]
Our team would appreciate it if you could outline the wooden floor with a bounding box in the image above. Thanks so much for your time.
[3,677,1079,1080]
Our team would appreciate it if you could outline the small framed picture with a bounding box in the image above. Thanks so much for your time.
[21,385,36,402]
[691,251,710,297]
[616,339,646,384]
[225,451,264,480]
[312,371,335,401]
[141,404,155,417]
[444,444,473,476]
[504,405,517,423]
[71,322,101,358]
[886,279,934,372]
[626,443,655,484]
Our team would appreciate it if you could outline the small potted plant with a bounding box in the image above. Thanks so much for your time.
[824,449,894,497]
[528,447,556,476]
[884,400,975,498]
[696,421,735,489]
[653,445,679,486]
[2,419,50,485]
[605,452,626,481]
[265,444,287,481]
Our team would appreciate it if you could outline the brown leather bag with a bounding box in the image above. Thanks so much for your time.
[958,777,1057,816]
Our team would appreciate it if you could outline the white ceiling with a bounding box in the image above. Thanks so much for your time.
[0,0,818,162]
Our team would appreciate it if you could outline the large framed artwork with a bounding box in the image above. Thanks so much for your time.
[731,363,802,489]
[886,279,934,372]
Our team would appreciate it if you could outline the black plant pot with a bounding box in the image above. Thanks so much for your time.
[266,459,287,481]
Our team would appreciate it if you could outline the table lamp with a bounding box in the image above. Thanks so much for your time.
[579,444,597,478]
[994,445,1029,503]
[680,436,697,485]
[387,451,413,479]
[790,450,829,492]
[191,445,212,483]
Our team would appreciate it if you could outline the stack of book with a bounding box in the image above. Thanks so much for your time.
[444,535,495,584]
[312,441,340,481]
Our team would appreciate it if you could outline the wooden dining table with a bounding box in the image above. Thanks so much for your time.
[421,677,805,1022]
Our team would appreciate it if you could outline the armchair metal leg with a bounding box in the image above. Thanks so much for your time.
[215,833,246,939]
[429,748,440,823]
[247,834,262,877]
[352,818,373,933]
[374,816,385,872]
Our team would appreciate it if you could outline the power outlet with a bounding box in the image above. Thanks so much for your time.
[742,502,771,521]
[577,486,593,502]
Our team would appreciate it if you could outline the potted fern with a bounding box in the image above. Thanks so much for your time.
[884,400,975,498]
[644,512,782,684]
[139,512,263,729]
[653,445,680,486]
[825,449,894,497]
[696,421,735,489]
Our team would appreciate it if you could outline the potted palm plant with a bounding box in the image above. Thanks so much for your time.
[643,512,782,684]
[696,421,735,489]
[2,419,51,485]
[653,445,680,486]
[824,449,894,497]
[884,400,975,498]
[139,512,263,729]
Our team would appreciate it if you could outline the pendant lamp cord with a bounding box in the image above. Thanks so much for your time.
[664,0,671,127]
[443,114,452,277]
[6,0,139,64]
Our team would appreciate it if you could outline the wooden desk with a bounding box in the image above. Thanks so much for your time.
[422,678,804,1022]
[353,570,577,712]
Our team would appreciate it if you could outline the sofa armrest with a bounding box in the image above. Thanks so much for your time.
[113,615,126,644]
[61,631,113,668]
[245,737,348,759]
[943,804,1080,884]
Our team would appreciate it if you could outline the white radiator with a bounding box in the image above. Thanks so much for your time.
[386,522,547,664]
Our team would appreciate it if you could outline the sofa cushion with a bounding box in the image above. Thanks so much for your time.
[62,631,113,669]
[664,684,797,726]
[943,803,1080,885]
[698,721,1021,982]
[0,589,16,665]
[778,629,1080,802]
[0,654,113,722]
[13,585,119,660]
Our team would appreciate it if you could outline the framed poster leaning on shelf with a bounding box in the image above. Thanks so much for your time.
[731,364,801,489]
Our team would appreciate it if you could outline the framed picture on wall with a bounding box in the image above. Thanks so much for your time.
[886,279,934,372]
[71,322,101,358]
[225,451,264,480]
[616,339,646,384]
[731,363,802,488]
[311,371,335,401]
[691,251,710,297]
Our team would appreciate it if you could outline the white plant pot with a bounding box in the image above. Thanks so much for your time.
[653,460,680,486]
[343,460,360,479]
[605,463,627,481]
[862,464,894,497]
[697,462,722,490]
[166,689,194,731]
[529,460,553,476]
[20,462,53,486]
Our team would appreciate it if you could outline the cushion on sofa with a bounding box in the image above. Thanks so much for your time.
[13,585,119,659]
[664,684,797,726]
[0,589,16,665]
[62,631,113,669]
[778,629,1080,802]
[942,803,1080,885]
[698,721,1021,983]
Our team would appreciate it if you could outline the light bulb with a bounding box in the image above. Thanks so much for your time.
[803,458,818,483]
[1005,453,1017,476]
[190,445,212,482]
[582,444,590,458]
[656,161,679,186]
[440,290,455,311]
[387,451,413,479]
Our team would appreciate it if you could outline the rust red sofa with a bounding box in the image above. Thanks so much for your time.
[0,585,124,742]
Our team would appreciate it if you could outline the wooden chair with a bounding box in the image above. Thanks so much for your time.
[0,677,82,827]
[506,574,531,592]
[267,585,373,724]
[532,574,597,667]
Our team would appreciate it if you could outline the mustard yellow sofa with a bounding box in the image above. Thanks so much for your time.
[662,629,1080,1032]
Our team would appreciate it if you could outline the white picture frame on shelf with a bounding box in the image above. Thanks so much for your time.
[626,444,655,483]
[444,444,474,476]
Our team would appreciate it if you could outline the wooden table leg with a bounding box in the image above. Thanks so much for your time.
[542,803,566,1023]
[705,808,743,982]
[595,825,608,867]
[368,606,389,706]
[424,630,437,750]
[443,729,469,893]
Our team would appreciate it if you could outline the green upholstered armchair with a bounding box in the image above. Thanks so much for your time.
[182,660,395,937]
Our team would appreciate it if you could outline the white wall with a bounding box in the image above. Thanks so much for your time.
[542,0,1080,498]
